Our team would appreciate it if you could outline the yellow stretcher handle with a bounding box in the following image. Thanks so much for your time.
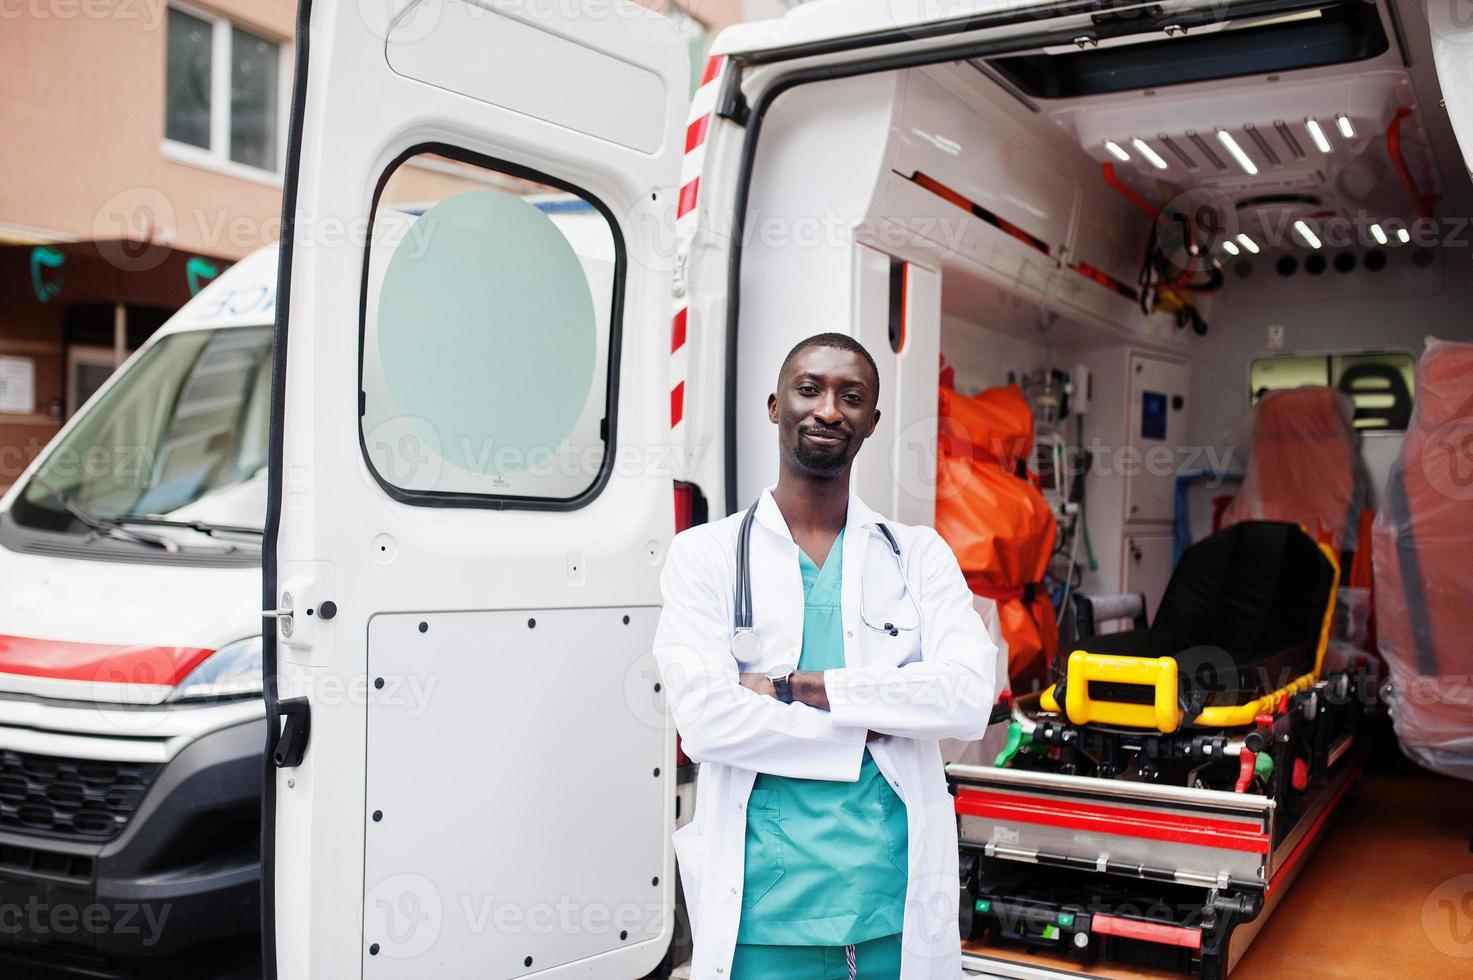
[1050,651,1185,734]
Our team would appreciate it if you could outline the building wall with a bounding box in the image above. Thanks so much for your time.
[0,0,751,490]
[0,0,746,255]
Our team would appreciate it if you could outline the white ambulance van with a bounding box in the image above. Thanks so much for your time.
[5,0,1472,977]
[0,246,276,974]
[256,0,1473,977]
[0,200,607,976]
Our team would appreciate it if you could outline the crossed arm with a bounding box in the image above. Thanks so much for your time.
[652,527,997,782]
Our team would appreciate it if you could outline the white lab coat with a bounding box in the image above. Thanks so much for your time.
[653,489,998,979]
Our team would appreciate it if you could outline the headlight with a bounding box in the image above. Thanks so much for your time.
[169,636,263,702]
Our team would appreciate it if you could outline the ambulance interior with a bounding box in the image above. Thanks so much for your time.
[713,1,1473,974]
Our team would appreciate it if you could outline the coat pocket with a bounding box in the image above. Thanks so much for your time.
[878,785,910,878]
[740,797,785,910]
[858,612,923,667]
[672,821,708,934]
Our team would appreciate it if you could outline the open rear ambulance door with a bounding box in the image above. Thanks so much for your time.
[264,2,688,977]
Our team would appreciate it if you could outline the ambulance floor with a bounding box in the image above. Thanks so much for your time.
[964,740,1473,979]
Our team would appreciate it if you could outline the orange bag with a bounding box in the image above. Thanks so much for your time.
[934,384,1058,691]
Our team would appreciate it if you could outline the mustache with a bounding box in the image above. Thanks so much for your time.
[799,424,852,440]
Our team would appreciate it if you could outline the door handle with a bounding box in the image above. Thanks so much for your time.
[273,697,311,768]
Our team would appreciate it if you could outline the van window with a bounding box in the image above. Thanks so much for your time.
[361,150,620,506]
[11,326,273,534]
[1249,351,1415,430]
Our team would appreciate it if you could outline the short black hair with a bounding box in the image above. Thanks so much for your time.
[777,332,881,398]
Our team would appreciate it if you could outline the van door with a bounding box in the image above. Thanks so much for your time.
[265,2,688,977]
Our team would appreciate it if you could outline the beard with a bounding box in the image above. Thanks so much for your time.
[793,430,852,473]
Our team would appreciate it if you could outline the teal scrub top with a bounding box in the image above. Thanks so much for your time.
[737,529,910,946]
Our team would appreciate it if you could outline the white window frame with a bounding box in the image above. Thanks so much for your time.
[161,0,292,186]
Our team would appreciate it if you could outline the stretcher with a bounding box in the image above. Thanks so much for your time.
[950,521,1376,978]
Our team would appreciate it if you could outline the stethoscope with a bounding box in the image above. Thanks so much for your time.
[731,500,923,660]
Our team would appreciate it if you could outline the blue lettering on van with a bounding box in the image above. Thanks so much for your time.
[194,283,275,320]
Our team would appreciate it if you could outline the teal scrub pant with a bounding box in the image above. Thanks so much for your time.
[731,933,902,979]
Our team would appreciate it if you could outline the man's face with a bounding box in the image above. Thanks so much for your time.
[768,345,881,476]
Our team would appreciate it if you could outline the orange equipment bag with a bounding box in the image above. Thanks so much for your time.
[935,384,1058,691]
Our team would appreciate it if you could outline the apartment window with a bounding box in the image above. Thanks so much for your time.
[1250,351,1416,430]
[165,4,286,176]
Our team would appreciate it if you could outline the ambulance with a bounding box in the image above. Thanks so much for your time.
[2,0,1471,977]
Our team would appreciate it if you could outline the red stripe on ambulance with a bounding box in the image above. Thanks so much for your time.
[0,633,214,687]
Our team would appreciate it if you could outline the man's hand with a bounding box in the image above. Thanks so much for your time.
[739,672,776,699]
[741,671,882,741]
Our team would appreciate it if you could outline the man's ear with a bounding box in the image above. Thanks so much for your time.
[864,408,882,438]
[767,392,779,424]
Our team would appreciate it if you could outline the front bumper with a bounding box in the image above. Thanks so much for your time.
[0,715,265,976]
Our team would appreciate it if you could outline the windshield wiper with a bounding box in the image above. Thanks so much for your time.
[29,476,180,553]
[113,515,264,541]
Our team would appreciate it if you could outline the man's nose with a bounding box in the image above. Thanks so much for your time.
[812,391,843,424]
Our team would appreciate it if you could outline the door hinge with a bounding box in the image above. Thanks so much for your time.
[262,591,294,638]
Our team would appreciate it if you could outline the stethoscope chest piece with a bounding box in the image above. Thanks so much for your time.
[731,627,764,663]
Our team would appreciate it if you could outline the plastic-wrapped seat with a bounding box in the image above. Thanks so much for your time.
[1042,521,1339,733]
[1223,387,1363,553]
[1372,338,1473,780]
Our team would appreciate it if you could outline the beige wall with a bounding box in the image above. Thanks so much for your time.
[0,1,295,256]
[0,0,752,488]
[0,0,746,259]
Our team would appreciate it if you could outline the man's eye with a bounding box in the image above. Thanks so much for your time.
[797,385,819,396]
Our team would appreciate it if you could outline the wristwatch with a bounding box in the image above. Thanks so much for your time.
[766,664,796,704]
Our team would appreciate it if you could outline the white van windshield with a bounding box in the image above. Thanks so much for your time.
[10,326,272,539]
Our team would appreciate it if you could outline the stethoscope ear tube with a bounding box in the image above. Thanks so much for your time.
[734,501,759,631]
[733,501,919,644]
